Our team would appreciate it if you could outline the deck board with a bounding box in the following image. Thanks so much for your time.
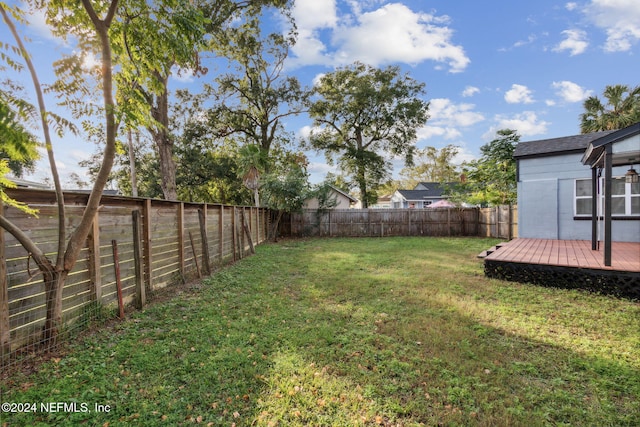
[485,238,640,272]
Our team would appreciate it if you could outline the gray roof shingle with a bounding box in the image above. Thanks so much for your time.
[397,182,455,200]
[514,130,616,159]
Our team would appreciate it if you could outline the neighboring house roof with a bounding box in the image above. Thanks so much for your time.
[6,177,50,190]
[329,185,358,203]
[514,130,617,159]
[395,188,452,202]
[410,182,455,198]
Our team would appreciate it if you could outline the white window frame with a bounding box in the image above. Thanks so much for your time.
[574,178,592,217]
[574,177,640,217]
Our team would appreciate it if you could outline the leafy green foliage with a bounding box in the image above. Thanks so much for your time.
[306,62,429,207]
[399,144,461,189]
[580,84,640,133]
[210,29,306,157]
[261,152,311,213]
[449,129,518,206]
[3,237,639,426]
[0,99,38,177]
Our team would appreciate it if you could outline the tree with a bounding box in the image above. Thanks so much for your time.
[210,29,305,154]
[237,144,268,206]
[205,27,306,206]
[306,62,429,208]
[399,144,460,189]
[580,84,640,133]
[0,0,120,348]
[261,152,310,240]
[449,129,518,206]
[112,0,291,201]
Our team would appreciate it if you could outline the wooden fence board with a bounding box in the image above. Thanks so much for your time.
[1,188,269,357]
[287,206,517,240]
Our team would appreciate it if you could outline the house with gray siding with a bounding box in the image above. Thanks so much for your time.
[514,124,639,243]
[390,182,455,208]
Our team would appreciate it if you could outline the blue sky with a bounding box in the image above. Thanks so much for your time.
[2,0,640,186]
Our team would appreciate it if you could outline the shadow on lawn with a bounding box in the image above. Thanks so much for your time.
[2,238,639,427]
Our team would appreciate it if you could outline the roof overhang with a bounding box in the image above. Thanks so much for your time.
[581,122,640,168]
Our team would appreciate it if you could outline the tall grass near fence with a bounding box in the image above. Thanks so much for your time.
[1,188,269,369]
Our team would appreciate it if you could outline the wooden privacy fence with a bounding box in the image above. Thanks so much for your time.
[1,188,269,357]
[478,205,518,240]
[286,206,517,239]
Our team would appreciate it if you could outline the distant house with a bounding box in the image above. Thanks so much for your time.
[303,185,359,209]
[390,182,454,208]
[370,194,392,209]
[7,177,50,190]
[514,123,639,246]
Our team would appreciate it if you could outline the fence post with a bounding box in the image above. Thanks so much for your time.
[218,205,224,263]
[1,203,10,360]
[178,203,185,275]
[143,199,153,294]
[232,207,237,261]
[132,210,145,309]
[507,205,513,240]
[87,213,102,303]
[198,207,211,275]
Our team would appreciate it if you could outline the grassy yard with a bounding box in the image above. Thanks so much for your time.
[1,237,639,426]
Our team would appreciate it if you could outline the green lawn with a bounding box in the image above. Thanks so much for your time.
[1,237,639,426]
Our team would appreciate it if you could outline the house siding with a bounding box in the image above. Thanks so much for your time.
[304,193,353,209]
[518,152,640,242]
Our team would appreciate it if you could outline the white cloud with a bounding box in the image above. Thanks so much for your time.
[289,0,339,66]
[485,111,549,138]
[308,161,338,176]
[418,98,484,142]
[584,0,640,52]
[298,125,313,140]
[452,145,477,164]
[288,1,470,72]
[417,125,462,141]
[566,2,579,11]
[513,34,537,48]
[462,86,480,97]
[552,81,593,102]
[553,29,589,55]
[171,66,196,83]
[504,84,534,104]
[428,98,484,127]
[26,8,58,42]
[291,0,338,30]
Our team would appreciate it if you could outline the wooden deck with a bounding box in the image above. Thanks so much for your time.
[482,239,640,299]
[484,238,640,272]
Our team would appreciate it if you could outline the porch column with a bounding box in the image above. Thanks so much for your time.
[590,166,598,250]
[603,145,612,266]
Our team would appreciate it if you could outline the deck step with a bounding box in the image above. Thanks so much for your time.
[477,242,508,258]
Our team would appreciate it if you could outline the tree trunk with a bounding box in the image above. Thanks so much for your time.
[357,165,369,209]
[269,210,284,242]
[41,269,67,350]
[0,204,9,361]
[151,75,178,201]
[128,130,138,197]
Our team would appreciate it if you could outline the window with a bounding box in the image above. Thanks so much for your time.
[575,179,592,216]
[575,178,640,217]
